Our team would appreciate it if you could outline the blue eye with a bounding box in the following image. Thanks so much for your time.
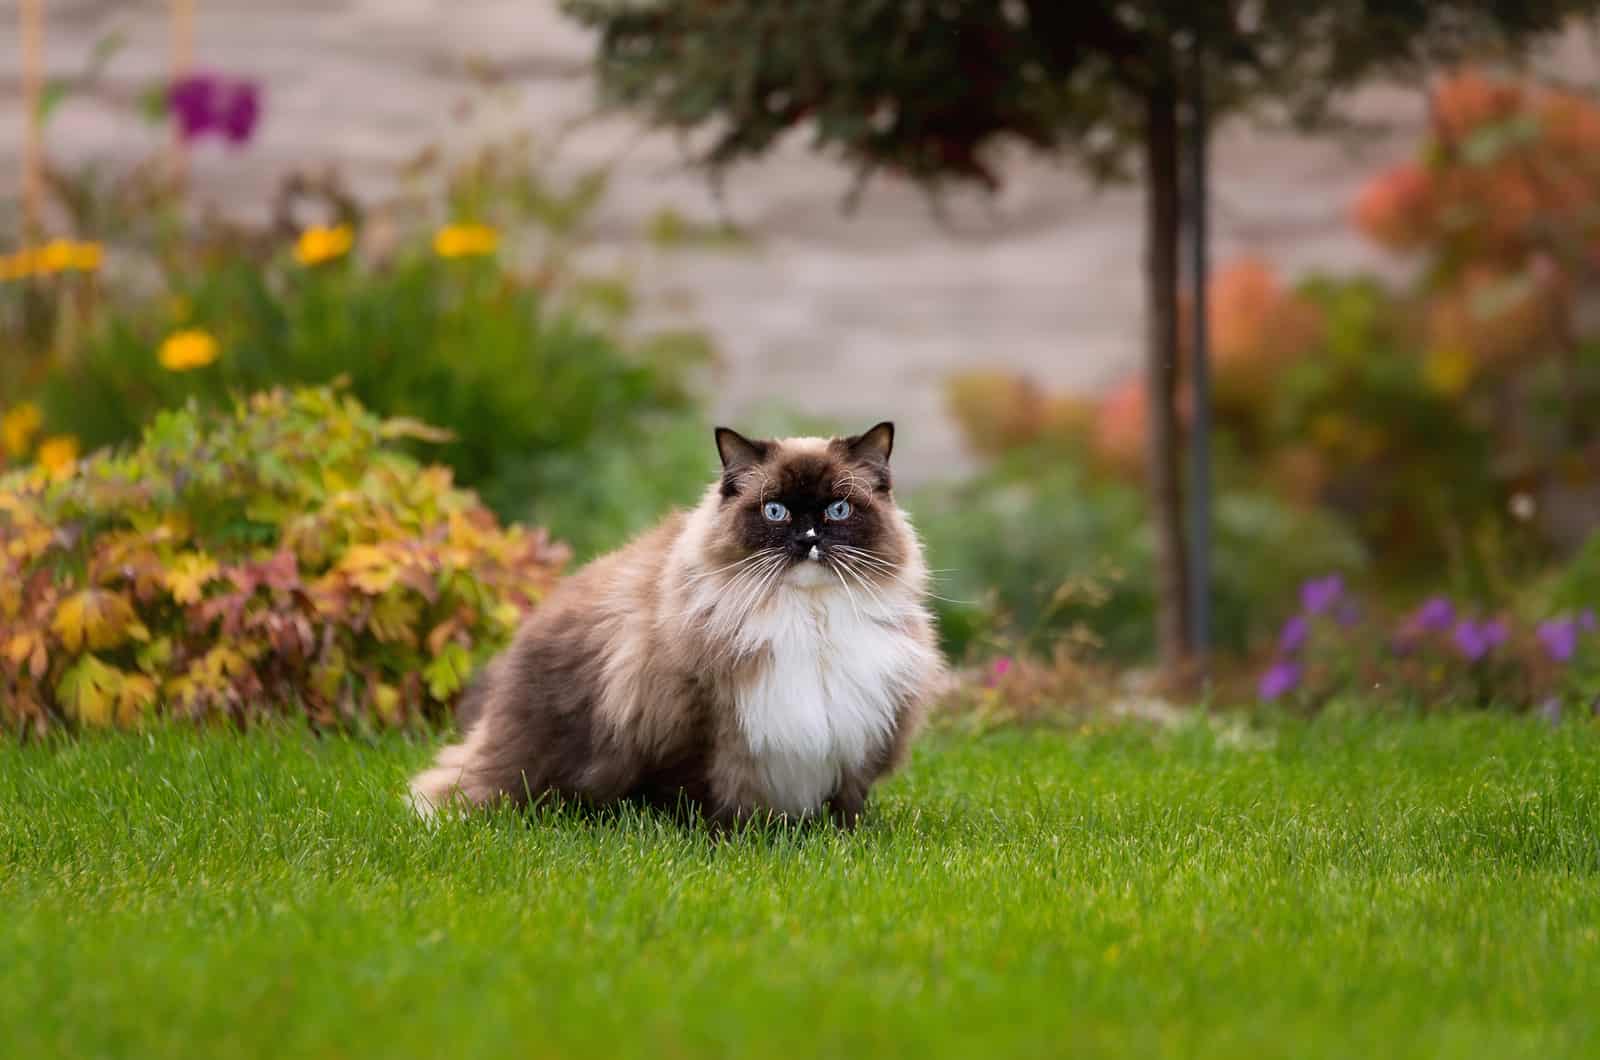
[762,501,789,522]
[825,499,852,521]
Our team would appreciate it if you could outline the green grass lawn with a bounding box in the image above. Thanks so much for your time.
[3,713,1599,1059]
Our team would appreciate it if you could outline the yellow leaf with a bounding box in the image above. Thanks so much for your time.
[5,630,47,679]
[164,551,220,604]
[203,646,251,682]
[4,631,37,668]
[117,674,159,728]
[369,591,421,645]
[52,590,139,652]
[56,655,123,728]
[372,683,402,724]
[339,544,399,595]
[379,417,455,444]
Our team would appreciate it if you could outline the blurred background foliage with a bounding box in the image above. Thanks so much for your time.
[6,38,1600,729]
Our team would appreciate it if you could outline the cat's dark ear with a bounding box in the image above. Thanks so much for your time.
[844,422,894,465]
[714,427,768,471]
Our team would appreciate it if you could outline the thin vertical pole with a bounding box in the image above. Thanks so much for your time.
[170,0,194,190]
[1186,40,1213,663]
[20,0,44,241]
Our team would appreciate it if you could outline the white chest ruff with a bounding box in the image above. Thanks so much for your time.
[732,588,921,816]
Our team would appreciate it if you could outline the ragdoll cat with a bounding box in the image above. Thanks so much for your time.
[408,422,943,826]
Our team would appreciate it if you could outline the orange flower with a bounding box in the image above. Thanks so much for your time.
[433,223,499,259]
[1353,163,1435,250]
[2,402,43,458]
[1431,71,1523,142]
[1539,87,1600,156]
[1092,378,1148,479]
[158,329,220,372]
[293,224,354,267]
[36,435,79,480]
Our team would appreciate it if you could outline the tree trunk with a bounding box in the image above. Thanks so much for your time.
[1144,75,1193,673]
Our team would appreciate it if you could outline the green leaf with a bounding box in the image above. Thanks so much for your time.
[138,83,170,125]
[37,82,71,125]
[424,642,472,701]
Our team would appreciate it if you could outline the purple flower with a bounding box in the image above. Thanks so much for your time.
[1452,617,1507,663]
[168,73,261,146]
[1538,617,1578,664]
[1413,596,1456,633]
[170,75,218,140]
[217,82,260,145]
[1277,615,1309,656]
[1258,660,1302,700]
[1581,609,1598,634]
[1300,574,1345,616]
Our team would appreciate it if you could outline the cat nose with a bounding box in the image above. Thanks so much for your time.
[801,528,818,540]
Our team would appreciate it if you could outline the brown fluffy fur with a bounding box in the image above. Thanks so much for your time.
[409,424,943,827]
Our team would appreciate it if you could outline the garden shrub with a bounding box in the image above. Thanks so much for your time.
[911,447,1366,662]
[26,241,714,558]
[0,385,567,736]
[4,129,722,560]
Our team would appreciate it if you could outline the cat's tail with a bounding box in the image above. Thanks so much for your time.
[407,665,496,819]
[407,728,486,820]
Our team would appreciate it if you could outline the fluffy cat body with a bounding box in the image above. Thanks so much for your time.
[409,424,943,826]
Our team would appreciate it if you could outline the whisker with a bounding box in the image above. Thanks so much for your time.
[826,558,864,626]
[832,554,891,614]
[684,550,778,584]
[736,555,789,622]
[829,548,897,577]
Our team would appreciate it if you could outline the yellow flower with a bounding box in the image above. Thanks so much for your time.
[0,240,103,281]
[0,248,38,282]
[433,223,499,259]
[2,402,43,458]
[36,435,79,480]
[1423,345,1475,397]
[67,242,104,272]
[40,240,77,273]
[158,329,220,372]
[293,224,354,267]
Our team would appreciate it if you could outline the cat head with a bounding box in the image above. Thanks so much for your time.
[706,422,917,590]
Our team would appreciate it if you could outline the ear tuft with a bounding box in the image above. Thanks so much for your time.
[714,427,768,471]
[844,421,894,465]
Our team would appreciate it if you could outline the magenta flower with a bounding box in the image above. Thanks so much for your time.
[1538,617,1578,664]
[1452,618,1507,662]
[169,73,261,146]
[984,657,1013,688]
[1277,615,1309,655]
[1300,574,1345,616]
[170,76,217,140]
[1258,660,1302,700]
[217,82,260,144]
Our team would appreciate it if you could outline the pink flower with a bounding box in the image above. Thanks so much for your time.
[984,657,1013,688]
